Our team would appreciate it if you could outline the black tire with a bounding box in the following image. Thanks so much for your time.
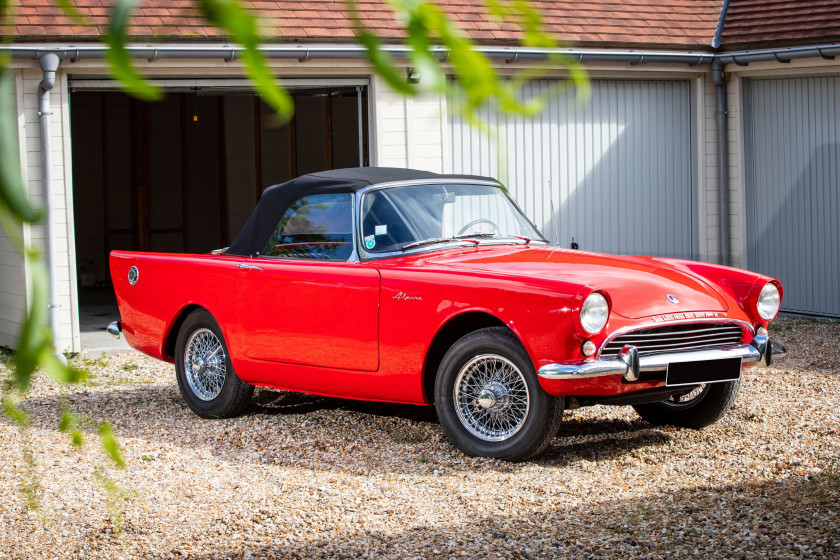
[632,380,740,429]
[175,309,254,419]
[434,327,564,461]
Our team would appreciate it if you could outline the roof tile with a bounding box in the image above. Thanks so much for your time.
[721,0,840,48]
[6,0,723,48]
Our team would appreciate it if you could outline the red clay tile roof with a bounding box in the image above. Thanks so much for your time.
[720,0,840,49]
[5,0,724,50]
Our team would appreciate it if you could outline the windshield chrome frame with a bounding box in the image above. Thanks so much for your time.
[354,179,548,261]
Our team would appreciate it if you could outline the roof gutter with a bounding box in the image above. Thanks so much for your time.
[0,43,718,66]
[3,41,839,67]
[717,43,840,65]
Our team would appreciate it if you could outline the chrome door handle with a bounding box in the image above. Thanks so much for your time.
[237,263,262,271]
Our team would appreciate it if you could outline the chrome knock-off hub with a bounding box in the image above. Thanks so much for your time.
[477,382,508,409]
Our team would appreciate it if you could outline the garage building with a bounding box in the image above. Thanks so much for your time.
[1,0,839,354]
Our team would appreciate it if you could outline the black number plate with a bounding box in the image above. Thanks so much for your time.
[666,357,742,387]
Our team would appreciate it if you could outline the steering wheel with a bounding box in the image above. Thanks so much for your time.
[457,219,501,236]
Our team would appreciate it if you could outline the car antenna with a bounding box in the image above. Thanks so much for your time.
[548,181,560,245]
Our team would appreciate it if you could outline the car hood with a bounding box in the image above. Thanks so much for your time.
[421,245,730,318]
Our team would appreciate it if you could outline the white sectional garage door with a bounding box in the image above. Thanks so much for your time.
[744,76,840,318]
[449,79,696,259]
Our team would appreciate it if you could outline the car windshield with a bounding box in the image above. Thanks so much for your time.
[360,183,545,254]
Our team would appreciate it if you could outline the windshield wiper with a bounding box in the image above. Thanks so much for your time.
[504,234,532,245]
[452,232,496,239]
[401,236,482,251]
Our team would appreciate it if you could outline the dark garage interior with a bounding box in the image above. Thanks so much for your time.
[70,86,369,342]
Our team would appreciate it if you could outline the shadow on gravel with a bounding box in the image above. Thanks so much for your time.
[11,383,672,473]
[252,388,439,424]
[166,470,840,559]
[538,430,672,467]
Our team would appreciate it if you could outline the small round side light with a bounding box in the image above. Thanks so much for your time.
[582,340,597,357]
[128,266,139,285]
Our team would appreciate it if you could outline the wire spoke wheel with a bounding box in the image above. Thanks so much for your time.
[184,328,227,401]
[661,384,709,410]
[454,354,530,442]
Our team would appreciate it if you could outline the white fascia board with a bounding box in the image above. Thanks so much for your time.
[69,77,370,91]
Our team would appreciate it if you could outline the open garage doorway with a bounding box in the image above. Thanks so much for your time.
[70,82,370,351]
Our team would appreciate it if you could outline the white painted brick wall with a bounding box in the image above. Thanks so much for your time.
[372,76,445,172]
[702,69,745,269]
[15,67,79,353]
[702,71,721,265]
[726,75,743,268]
[0,70,27,348]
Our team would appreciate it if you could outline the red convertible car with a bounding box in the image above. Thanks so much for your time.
[109,167,785,461]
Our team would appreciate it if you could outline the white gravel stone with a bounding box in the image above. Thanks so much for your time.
[0,316,838,558]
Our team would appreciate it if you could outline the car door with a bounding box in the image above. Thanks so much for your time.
[234,192,380,372]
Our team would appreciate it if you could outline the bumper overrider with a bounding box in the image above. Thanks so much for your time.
[538,335,787,382]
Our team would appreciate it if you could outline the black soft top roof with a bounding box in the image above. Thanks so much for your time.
[226,167,497,256]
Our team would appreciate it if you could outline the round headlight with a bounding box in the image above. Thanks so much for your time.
[580,292,609,334]
[757,282,780,321]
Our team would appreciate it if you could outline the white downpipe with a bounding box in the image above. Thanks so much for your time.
[38,53,61,345]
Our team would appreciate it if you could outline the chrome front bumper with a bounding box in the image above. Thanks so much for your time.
[106,320,122,339]
[538,335,786,381]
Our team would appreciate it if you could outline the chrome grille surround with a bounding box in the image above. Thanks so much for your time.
[600,321,750,358]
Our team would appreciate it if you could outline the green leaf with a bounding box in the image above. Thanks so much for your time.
[55,0,85,21]
[0,68,43,223]
[105,0,163,101]
[344,0,414,95]
[12,252,51,392]
[0,0,12,21]
[41,350,87,384]
[58,405,84,446]
[11,250,85,391]
[240,48,294,122]
[99,423,125,469]
[2,395,30,428]
[198,0,294,121]
[359,31,414,95]
[59,408,73,432]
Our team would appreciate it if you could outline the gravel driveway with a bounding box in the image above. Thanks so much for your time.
[1,316,838,559]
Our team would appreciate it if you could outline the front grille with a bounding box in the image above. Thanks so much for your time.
[600,322,747,357]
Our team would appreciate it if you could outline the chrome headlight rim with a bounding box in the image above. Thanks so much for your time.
[580,292,610,334]
[757,282,781,321]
